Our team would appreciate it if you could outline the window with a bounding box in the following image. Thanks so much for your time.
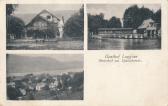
[47,15,51,19]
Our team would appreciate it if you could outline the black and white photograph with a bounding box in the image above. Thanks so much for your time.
[7,54,84,100]
[6,4,84,50]
[87,4,161,50]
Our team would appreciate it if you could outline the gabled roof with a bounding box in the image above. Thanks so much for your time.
[138,18,155,29]
[26,9,60,26]
[26,15,50,27]
[14,10,75,25]
[38,9,60,21]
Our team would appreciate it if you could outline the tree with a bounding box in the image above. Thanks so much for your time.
[6,4,18,15]
[88,13,122,36]
[7,86,22,100]
[153,9,161,28]
[123,5,138,28]
[6,4,25,40]
[63,5,84,39]
[7,15,25,39]
[88,13,105,34]
[108,16,122,28]
[123,5,154,28]
[68,72,83,91]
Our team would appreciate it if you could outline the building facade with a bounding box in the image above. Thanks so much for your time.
[96,18,161,39]
[25,10,64,40]
[137,18,161,38]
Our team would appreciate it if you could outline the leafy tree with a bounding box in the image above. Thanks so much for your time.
[68,72,83,91]
[88,13,121,36]
[108,16,122,28]
[7,86,22,100]
[88,13,105,34]
[123,5,154,28]
[63,5,84,39]
[153,9,161,28]
[7,15,25,39]
[6,4,25,40]
[6,4,18,15]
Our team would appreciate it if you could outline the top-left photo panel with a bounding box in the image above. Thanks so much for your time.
[6,4,84,50]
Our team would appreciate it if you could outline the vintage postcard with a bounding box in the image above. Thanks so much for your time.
[0,0,168,106]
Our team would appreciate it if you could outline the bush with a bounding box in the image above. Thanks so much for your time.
[7,15,25,39]
[63,5,84,39]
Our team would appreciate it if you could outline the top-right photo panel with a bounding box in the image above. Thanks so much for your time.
[87,4,161,50]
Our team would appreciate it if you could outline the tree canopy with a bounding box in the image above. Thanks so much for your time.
[6,4,25,40]
[88,13,106,34]
[153,9,161,28]
[6,4,18,15]
[7,15,25,39]
[63,5,84,39]
[123,5,160,28]
[88,5,161,36]
[88,13,122,34]
[108,16,122,28]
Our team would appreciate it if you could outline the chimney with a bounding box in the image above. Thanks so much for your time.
[62,16,64,24]
[121,18,124,28]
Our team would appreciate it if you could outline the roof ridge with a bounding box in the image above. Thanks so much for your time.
[26,9,60,26]
[39,9,60,20]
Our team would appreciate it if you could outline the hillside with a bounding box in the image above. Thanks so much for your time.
[7,54,83,74]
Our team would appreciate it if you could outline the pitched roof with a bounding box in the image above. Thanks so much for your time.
[13,10,76,25]
[38,9,60,21]
[14,9,60,26]
[27,9,61,26]
[138,18,155,29]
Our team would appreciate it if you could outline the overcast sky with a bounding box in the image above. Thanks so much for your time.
[14,4,82,14]
[7,54,83,74]
[87,4,161,20]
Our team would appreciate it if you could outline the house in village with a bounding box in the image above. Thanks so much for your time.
[36,82,46,91]
[7,81,16,88]
[49,77,59,90]
[19,88,27,96]
[97,18,161,39]
[20,10,64,40]
[138,18,161,38]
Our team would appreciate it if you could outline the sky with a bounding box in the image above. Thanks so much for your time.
[87,4,161,20]
[14,4,83,14]
[19,54,83,62]
[7,54,83,74]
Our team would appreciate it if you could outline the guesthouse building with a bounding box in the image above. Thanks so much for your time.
[25,10,64,39]
[137,18,161,38]
[96,18,160,39]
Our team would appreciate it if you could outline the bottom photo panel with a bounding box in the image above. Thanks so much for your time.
[6,54,84,100]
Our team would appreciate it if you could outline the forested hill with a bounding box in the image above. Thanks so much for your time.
[7,55,83,74]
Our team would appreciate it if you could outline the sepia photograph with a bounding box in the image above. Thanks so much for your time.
[6,4,84,50]
[6,54,84,100]
[87,4,161,50]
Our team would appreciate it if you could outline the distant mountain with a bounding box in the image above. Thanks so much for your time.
[13,10,78,25]
[7,55,83,74]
